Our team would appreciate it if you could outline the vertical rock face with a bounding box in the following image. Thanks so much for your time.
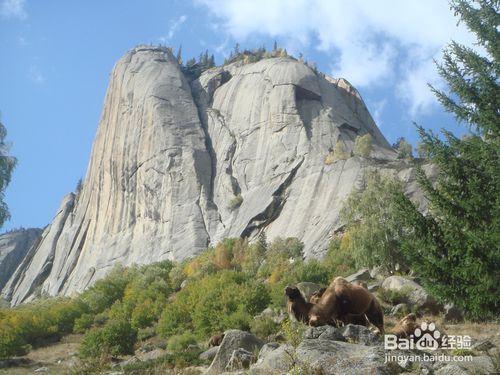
[0,228,42,293]
[2,46,428,304]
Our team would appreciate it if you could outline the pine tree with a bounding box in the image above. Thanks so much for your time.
[176,45,183,65]
[394,0,499,319]
[0,116,16,228]
[273,40,278,52]
[393,137,413,159]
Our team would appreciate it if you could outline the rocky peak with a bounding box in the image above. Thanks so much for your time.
[2,46,427,305]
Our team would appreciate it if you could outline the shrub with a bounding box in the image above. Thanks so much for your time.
[80,265,133,314]
[158,271,270,338]
[334,140,349,160]
[250,317,280,339]
[393,137,413,159]
[74,313,94,333]
[293,260,330,285]
[80,319,137,358]
[167,332,198,352]
[228,194,243,210]
[281,318,305,348]
[353,134,373,157]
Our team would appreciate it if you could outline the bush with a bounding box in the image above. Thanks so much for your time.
[74,313,94,333]
[250,317,280,339]
[167,332,198,352]
[334,140,349,160]
[80,319,137,358]
[353,134,373,157]
[228,194,243,210]
[293,260,330,285]
[80,265,133,314]
[158,270,270,338]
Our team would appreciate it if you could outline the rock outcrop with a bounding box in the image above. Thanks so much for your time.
[0,228,41,293]
[2,45,432,304]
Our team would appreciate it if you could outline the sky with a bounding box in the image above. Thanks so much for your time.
[0,0,475,232]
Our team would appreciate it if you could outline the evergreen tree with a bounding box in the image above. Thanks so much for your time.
[0,116,16,228]
[393,137,413,159]
[394,0,499,319]
[176,45,182,65]
[273,40,278,51]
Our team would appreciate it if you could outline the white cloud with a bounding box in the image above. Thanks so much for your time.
[158,14,187,43]
[198,0,475,115]
[0,0,27,19]
[28,65,45,84]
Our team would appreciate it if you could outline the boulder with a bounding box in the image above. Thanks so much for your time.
[206,330,263,374]
[345,268,371,283]
[225,348,255,371]
[199,346,219,362]
[382,276,442,312]
[340,324,380,345]
[303,325,345,342]
[295,339,403,374]
[296,282,322,301]
[250,343,295,374]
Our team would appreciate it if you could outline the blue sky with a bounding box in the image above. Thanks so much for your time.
[1,0,474,232]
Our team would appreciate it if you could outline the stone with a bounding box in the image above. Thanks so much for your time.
[34,367,49,373]
[250,343,294,374]
[345,268,371,283]
[382,276,442,313]
[137,348,166,361]
[340,324,380,345]
[0,228,41,291]
[296,281,322,301]
[3,46,433,304]
[206,330,263,374]
[199,346,219,362]
[295,339,402,374]
[443,303,464,322]
[225,348,255,371]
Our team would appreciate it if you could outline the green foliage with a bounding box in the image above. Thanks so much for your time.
[158,270,270,338]
[333,140,349,160]
[393,0,500,320]
[250,316,280,340]
[393,137,413,159]
[340,171,408,273]
[0,117,16,228]
[323,237,357,276]
[80,265,133,314]
[74,313,94,333]
[353,134,373,157]
[281,318,305,348]
[80,319,137,358]
[167,332,197,352]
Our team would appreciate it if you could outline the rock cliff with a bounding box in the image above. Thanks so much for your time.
[0,228,42,293]
[2,45,430,305]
